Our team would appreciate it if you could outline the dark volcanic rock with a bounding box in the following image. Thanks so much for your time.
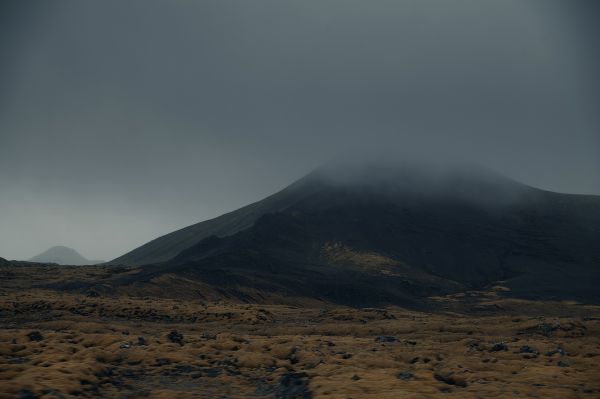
[519,345,538,355]
[558,360,570,367]
[26,331,43,342]
[397,371,414,380]
[167,331,184,346]
[155,358,171,366]
[489,342,508,352]
[538,323,560,337]
[434,372,467,387]
[276,371,311,399]
[255,383,275,396]
[546,348,567,357]
[375,336,399,343]
[17,389,38,399]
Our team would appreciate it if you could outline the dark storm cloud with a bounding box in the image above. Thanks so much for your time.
[0,0,598,260]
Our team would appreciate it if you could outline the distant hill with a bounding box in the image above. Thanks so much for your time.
[30,246,102,265]
[104,161,600,306]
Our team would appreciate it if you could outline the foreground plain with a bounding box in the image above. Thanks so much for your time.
[1,264,599,398]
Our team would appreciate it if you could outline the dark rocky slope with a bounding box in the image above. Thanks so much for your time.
[106,162,600,306]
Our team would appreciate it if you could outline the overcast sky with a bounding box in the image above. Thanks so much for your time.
[1,0,598,261]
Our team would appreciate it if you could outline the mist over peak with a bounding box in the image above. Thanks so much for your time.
[294,157,533,209]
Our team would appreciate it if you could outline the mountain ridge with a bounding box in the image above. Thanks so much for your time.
[110,161,600,267]
[110,161,563,266]
[100,162,600,306]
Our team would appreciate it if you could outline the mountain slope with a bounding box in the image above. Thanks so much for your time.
[109,168,333,265]
[110,162,538,266]
[106,162,600,305]
[30,246,101,265]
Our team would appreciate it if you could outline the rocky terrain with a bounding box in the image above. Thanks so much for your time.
[1,264,599,398]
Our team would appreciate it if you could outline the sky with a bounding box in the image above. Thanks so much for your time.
[0,0,599,261]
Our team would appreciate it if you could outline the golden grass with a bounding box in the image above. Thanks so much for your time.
[0,265,599,398]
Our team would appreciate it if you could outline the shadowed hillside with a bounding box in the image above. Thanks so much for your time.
[102,162,600,306]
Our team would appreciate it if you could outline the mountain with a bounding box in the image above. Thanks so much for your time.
[30,246,102,265]
[112,161,529,266]
[107,161,600,306]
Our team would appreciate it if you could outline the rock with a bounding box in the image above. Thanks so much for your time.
[155,358,172,366]
[489,342,508,352]
[397,371,414,380]
[287,346,299,364]
[519,345,538,358]
[434,372,467,387]
[8,357,30,364]
[26,331,43,342]
[375,335,398,343]
[17,390,38,399]
[276,371,311,399]
[137,336,147,346]
[467,340,483,351]
[42,388,70,397]
[167,330,184,346]
[255,383,275,396]
[519,345,538,354]
[558,360,570,367]
[545,348,567,357]
[202,368,222,378]
[351,374,361,381]
[120,343,130,349]
[538,323,560,337]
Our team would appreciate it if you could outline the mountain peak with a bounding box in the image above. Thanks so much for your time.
[309,159,516,186]
[293,159,533,210]
[29,246,102,265]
